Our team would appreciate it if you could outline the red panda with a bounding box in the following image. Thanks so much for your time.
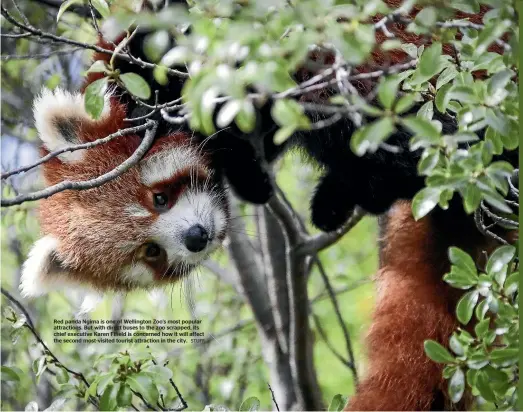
[346,201,517,411]
[20,88,229,298]
[20,1,517,410]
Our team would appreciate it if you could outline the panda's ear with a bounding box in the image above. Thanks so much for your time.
[32,88,111,162]
[19,235,75,298]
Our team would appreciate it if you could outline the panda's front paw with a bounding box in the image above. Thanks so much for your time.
[310,174,355,232]
[226,167,274,204]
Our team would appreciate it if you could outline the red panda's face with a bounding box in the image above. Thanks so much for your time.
[20,88,229,298]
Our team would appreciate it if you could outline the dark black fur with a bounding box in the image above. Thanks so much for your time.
[107,28,516,233]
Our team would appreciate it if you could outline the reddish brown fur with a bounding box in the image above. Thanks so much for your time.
[345,201,514,410]
[300,3,505,97]
[39,98,205,291]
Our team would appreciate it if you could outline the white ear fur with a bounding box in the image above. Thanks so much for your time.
[20,235,73,298]
[77,292,104,315]
[32,87,111,162]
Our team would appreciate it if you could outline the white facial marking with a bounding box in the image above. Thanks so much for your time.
[33,87,112,162]
[20,235,69,297]
[121,262,155,286]
[140,146,200,186]
[125,204,152,218]
[150,191,226,265]
[78,292,104,315]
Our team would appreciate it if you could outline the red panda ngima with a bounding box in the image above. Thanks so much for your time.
[20,88,229,298]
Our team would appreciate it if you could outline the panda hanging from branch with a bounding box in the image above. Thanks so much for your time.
[18,0,518,410]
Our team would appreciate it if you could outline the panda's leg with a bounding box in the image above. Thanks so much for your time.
[310,171,357,232]
[207,135,275,204]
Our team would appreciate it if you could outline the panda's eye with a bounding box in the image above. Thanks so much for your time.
[143,242,165,261]
[153,192,168,209]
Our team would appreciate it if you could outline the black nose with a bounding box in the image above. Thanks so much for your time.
[184,224,209,252]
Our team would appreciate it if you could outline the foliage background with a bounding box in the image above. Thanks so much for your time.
[0,0,519,410]
[0,8,378,402]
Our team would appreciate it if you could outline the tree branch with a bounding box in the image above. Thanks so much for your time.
[1,122,153,180]
[1,287,98,408]
[1,121,158,207]
[296,207,366,256]
[0,6,188,78]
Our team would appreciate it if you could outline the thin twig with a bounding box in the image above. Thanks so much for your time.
[1,121,158,206]
[1,48,83,61]
[268,383,280,411]
[312,257,358,382]
[1,122,153,179]
[296,207,365,256]
[0,6,188,78]
[1,288,98,408]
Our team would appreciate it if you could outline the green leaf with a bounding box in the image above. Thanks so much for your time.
[490,348,518,367]
[411,187,441,220]
[486,245,515,274]
[463,184,482,213]
[419,42,442,78]
[274,126,296,145]
[33,356,46,377]
[449,334,465,356]
[84,77,108,120]
[216,100,241,128]
[444,267,478,289]
[448,247,477,276]
[86,60,108,74]
[239,396,261,411]
[417,149,439,175]
[456,290,479,324]
[328,394,347,411]
[56,0,83,21]
[475,21,509,56]
[466,368,478,387]
[117,384,133,407]
[153,65,169,86]
[100,383,120,411]
[96,374,115,396]
[55,368,69,384]
[467,352,489,370]
[144,30,170,63]
[91,0,110,18]
[435,83,453,113]
[415,7,437,27]
[161,46,189,67]
[504,272,519,296]
[235,101,256,133]
[271,100,309,129]
[481,188,512,213]
[350,117,395,156]
[485,109,510,137]
[401,116,440,142]
[143,365,173,382]
[475,299,489,320]
[127,374,159,406]
[120,73,151,100]
[395,94,417,114]
[1,366,21,382]
[436,66,458,90]
[417,101,434,120]
[378,76,401,110]
[476,371,497,402]
[424,340,455,363]
[448,368,465,403]
[447,85,479,105]
[487,69,513,95]
[485,127,503,154]
[474,318,490,338]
